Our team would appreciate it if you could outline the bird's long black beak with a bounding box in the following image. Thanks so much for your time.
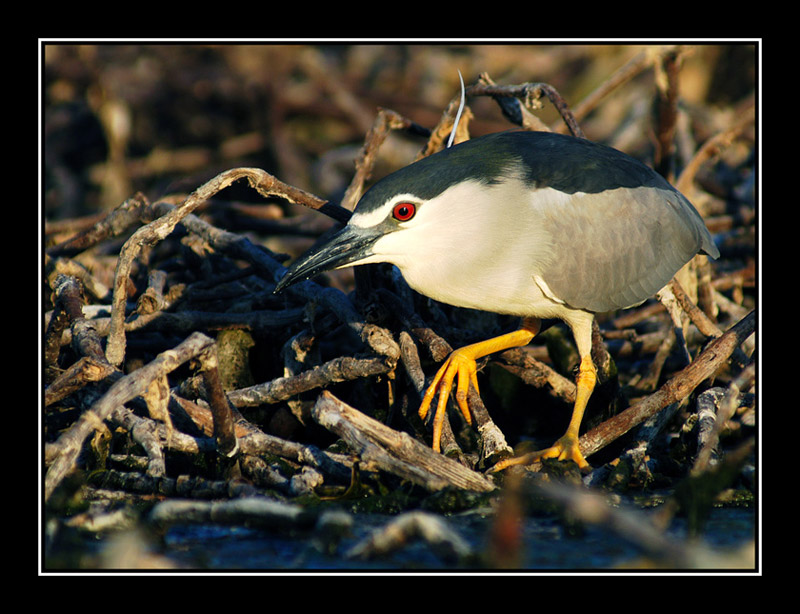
[274,224,381,293]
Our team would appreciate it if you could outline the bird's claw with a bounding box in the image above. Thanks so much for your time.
[418,349,478,452]
[537,435,590,469]
[490,435,591,473]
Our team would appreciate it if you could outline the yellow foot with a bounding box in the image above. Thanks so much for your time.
[418,349,478,453]
[490,435,591,473]
[417,325,539,454]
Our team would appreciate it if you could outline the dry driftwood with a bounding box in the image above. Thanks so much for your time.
[303,307,753,478]
[45,332,216,501]
[345,511,473,563]
[312,391,496,493]
[104,168,347,367]
[45,356,116,407]
[397,324,512,465]
[149,497,315,531]
[467,79,586,139]
[227,355,393,407]
[579,309,755,460]
[39,48,759,576]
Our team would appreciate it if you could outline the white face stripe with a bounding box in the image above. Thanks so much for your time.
[350,193,423,228]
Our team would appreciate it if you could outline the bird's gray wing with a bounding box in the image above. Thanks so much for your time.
[537,186,716,313]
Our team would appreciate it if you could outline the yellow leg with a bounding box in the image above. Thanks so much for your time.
[491,352,596,472]
[419,318,541,452]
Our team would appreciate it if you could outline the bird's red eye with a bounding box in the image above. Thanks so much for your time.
[392,202,416,221]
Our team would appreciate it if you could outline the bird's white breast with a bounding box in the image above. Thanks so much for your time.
[369,176,569,317]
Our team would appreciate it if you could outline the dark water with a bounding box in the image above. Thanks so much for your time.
[156,505,755,571]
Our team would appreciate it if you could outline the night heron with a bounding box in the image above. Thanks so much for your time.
[275,130,719,470]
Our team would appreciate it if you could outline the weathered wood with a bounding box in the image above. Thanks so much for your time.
[340,108,427,211]
[172,394,354,484]
[496,347,577,404]
[145,197,400,364]
[149,497,316,531]
[466,80,585,138]
[345,511,472,563]
[41,52,757,571]
[109,406,166,478]
[44,356,116,407]
[105,167,351,367]
[227,354,393,408]
[467,388,514,466]
[311,391,496,492]
[46,192,150,259]
[198,345,238,459]
[44,274,89,382]
[45,332,215,501]
[579,310,755,459]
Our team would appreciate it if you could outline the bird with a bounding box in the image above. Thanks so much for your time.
[274,130,719,471]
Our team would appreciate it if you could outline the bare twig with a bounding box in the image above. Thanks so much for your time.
[44,275,122,418]
[467,80,585,138]
[45,332,215,502]
[474,72,549,132]
[172,394,354,483]
[45,192,150,258]
[345,511,473,564]
[495,348,577,404]
[652,47,685,178]
[567,49,655,129]
[376,288,452,362]
[579,310,755,459]
[227,354,393,407]
[312,391,496,492]
[198,345,239,459]
[669,277,723,339]
[44,275,86,381]
[341,107,428,211]
[45,255,111,303]
[105,168,349,367]
[468,387,514,466]
[44,356,116,407]
[142,196,400,364]
[42,51,756,559]
[692,362,755,475]
[110,406,167,478]
[677,100,756,196]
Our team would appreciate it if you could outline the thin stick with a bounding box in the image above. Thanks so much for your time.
[676,102,756,195]
[579,310,755,459]
[44,356,116,407]
[312,391,496,492]
[340,108,428,211]
[567,50,654,128]
[198,345,239,459]
[669,277,722,339]
[144,197,400,363]
[45,192,150,258]
[227,354,393,407]
[467,81,585,138]
[45,332,215,502]
[105,168,346,367]
[44,275,86,381]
